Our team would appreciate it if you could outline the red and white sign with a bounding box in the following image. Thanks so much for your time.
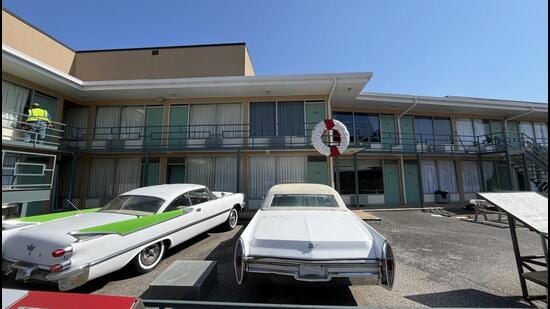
[311,119,350,157]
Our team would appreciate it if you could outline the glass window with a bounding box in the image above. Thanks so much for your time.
[354,113,380,143]
[415,117,434,144]
[164,193,191,212]
[188,189,212,205]
[333,112,354,142]
[335,159,355,194]
[250,102,276,137]
[433,118,452,144]
[357,160,384,194]
[270,194,339,208]
[100,195,165,215]
[277,101,304,136]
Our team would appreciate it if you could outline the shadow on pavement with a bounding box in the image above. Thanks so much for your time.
[405,288,532,308]
[201,223,358,306]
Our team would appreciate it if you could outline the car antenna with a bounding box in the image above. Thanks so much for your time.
[65,199,83,215]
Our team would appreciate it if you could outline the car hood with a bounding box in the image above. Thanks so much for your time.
[3,212,135,265]
[244,209,381,260]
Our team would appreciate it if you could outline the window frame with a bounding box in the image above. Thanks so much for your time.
[164,192,192,212]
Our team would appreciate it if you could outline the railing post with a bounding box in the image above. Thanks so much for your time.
[67,152,78,202]
[236,149,241,193]
[354,153,359,208]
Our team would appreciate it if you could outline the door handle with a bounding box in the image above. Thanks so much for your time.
[196,208,202,212]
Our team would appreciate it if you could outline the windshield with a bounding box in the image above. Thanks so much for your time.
[270,194,339,208]
[99,195,165,215]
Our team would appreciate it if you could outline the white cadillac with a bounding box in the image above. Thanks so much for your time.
[234,184,394,289]
[2,184,244,291]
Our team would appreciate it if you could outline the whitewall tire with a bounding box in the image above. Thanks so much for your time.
[133,241,165,274]
[224,208,239,231]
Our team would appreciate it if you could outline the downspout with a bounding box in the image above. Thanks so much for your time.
[397,98,419,205]
[504,107,535,131]
[327,78,337,188]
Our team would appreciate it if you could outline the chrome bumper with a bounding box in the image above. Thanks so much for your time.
[2,259,90,291]
[244,257,382,284]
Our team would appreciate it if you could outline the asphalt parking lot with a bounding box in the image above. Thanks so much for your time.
[3,209,547,308]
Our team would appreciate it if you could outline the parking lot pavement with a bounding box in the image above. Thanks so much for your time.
[3,210,546,307]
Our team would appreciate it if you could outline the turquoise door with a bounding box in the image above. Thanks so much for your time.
[404,162,421,203]
[145,162,160,186]
[305,103,326,138]
[381,115,397,150]
[167,165,186,184]
[169,105,189,148]
[400,116,415,151]
[145,106,164,148]
[307,158,329,185]
[383,161,401,204]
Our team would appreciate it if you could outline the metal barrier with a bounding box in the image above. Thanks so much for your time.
[2,111,65,148]
[1,149,57,191]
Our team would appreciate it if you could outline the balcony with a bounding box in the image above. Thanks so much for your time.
[2,112,65,150]
[57,122,548,156]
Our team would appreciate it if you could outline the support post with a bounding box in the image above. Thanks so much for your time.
[521,153,530,191]
[67,152,78,202]
[478,154,486,192]
[354,153,359,208]
[236,150,241,193]
[335,157,340,192]
[417,153,424,208]
[142,152,150,186]
[508,215,529,299]
[503,131,519,191]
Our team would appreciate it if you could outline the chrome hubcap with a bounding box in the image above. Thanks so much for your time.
[229,210,238,227]
[140,244,161,266]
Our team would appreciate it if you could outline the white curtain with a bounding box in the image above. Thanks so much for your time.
[115,158,142,195]
[248,157,276,199]
[461,161,481,193]
[519,122,535,140]
[456,118,475,145]
[215,156,238,192]
[190,104,216,138]
[2,81,30,128]
[533,122,548,146]
[63,108,89,140]
[88,159,116,198]
[276,156,306,184]
[120,106,145,140]
[421,160,438,193]
[186,157,214,188]
[95,107,121,140]
[473,119,488,144]
[437,160,458,193]
[216,103,242,138]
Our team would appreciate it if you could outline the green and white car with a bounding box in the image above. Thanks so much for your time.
[2,184,244,291]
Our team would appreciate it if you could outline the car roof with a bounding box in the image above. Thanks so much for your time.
[120,184,205,201]
[267,183,339,195]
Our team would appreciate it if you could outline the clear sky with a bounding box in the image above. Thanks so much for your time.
[3,0,548,102]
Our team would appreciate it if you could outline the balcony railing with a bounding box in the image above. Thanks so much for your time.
[57,121,550,156]
[2,112,65,149]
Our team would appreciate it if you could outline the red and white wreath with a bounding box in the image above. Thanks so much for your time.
[311,119,350,157]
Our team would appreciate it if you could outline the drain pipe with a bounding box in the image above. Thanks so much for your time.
[503,107,535,131]
[397,98,419,205]
[327,78,337,188]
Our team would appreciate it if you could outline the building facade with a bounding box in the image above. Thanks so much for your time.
[2,9,548,217]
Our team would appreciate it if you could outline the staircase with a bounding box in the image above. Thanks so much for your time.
[508,134,548,194]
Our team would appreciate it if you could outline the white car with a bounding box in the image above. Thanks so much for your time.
[2,184,244,291]
[234,183,394,289]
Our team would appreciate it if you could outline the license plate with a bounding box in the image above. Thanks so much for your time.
[299,265,326,278]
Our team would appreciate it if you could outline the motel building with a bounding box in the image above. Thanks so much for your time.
[2,9,548,218]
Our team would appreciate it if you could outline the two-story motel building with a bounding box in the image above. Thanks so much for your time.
[2,9,548,217]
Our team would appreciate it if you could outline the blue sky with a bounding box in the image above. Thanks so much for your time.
[4,0,548,102]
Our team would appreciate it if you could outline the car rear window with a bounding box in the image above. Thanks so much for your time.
[100,195,165,215]
[270,194,339,208]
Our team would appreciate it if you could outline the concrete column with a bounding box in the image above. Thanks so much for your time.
[78,157,91,208]
[454,159,465,202]
[86,105,97,149]
[159,156,168,184]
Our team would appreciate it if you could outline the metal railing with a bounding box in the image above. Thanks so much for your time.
[2,111,65,148]
[56,122,550,156]
[2,149,57,192]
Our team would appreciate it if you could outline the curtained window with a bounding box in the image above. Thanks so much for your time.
[456,118,475,145]
[250,102,276,137]
[216,103,242,138]
[461,161,481,193]
[88,158,142,200]
[120,106,144,141]
[189,104,216,138]
[186,157,214,188]
[94,107,121,140]
[533,122,548,146]
[482,161,499,191]
[115,158,142,195]
[519,122,535,140]
[2,80,30,128]
[415,117,434,144]
[437,160,458,193]
[433,118,452,144]
[248,156,306,199]
[421,160,438,193]
[473,119,491,144]
[63,107,89,140]
[214,157,238,192]
[278,102,305,136]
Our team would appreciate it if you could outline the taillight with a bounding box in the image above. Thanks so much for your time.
[52,249,65,257]
[51,246,73,258]
[50,264,64,272]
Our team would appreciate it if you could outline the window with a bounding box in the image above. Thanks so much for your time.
[270,194,339,208]
[335,159,384,194]
[100,195,165,215]
[88,158,142,199]
[333,112,354,142]
[188,189,212,205]
[462,161,481,193]
[415,117,434,144]
[2,80,31,128]
[421,160,458,193]
[250,101,306,137]
[433,118,452,144]
[164,193,191,212]
[354,113,380,143]
[94,106,145,141]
